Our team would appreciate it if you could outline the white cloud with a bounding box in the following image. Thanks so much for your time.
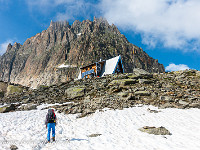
[0,40,13,55]
[165,63,190,71]
[25,0,200,51]
[56,1,97,21]
[26,0,96,21]
[99,0,200,51]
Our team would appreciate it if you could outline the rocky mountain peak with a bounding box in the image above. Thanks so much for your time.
[6,42,21,53]
[49,20,70,30]
[13,42,21,49]
[6,43,12,53]
[0,18,165,88]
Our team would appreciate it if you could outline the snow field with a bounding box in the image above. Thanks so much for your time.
[0,105,200,150]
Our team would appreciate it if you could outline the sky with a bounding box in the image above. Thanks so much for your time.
[0,0,200,71]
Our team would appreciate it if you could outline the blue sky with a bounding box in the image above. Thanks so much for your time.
[0,0,200,71]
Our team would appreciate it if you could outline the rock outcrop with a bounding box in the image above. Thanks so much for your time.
[1,69,199,115]
[0,18,164,88]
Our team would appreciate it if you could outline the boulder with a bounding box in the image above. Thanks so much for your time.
[117,92,129,97]
[188,97,198,101]
[139,126,171,135]
[0,104,15,113]
[159,96,172,102]
[189,103,200,108]
[88,134,102,137]
[151,92,158,98]
[138,79,154,84]
[133,68,150,75]
[159,103,174,109]
[6,85,23,95]
[38,85,49,90]
[135,91,151,96]
[10,145,18,150]
[197,71,200,77]
[0,81,8,93]
[113,74,128,79]
[133,68,154,79]
[128,74,141,79]
[71,106,82,114]
[0,91,4,98]
[126,95,136,101]
[109,79,137,86]
[165,84,174,91]
[147,108,160,113]
[178,100,189,105]
[21,103,37,110]
[109,86,122,93]
[83,96,91,103]
[22,98,31,104]
[78,108,95,118]
[65,87,85,99]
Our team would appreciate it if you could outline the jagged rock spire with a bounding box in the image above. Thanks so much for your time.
[49,20,70,30]
[6,43,12,53]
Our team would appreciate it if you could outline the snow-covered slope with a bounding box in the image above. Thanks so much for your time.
[0,105,200,150]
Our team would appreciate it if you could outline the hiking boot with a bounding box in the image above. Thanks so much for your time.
[52,137,55,141]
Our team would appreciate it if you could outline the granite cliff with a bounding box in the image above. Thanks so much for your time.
[0,17,164,88]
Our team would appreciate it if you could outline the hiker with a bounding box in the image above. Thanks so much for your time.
[45,109,57,142]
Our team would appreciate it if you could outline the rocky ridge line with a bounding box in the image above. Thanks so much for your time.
[0,69,199,116]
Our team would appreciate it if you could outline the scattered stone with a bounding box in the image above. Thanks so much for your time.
[151,92,158,98]
[139,126,171,135]
[189,103,199,108]
[109,86,122,93]
[128,75,140,79]
[109,79,137,86]
[23,99,31,104]
[159,103,174,109]
[1,69,200,117]
[10,145,18,150]
[19,103,37,111]
[126,95,136,101]
[0,91,4,98]
[159,96,172,102]
[6,85,23,95]
[117,92,129,97]
[178,100,189,105]
[88,134,102,137]
[0,81,8,97]
[0,104,15,113]
[135,91,151,96]
[147,108,160,113]
[133,68,150,75]
[138,79,154,84]
[65,87,85,99]
[25,103,37,110]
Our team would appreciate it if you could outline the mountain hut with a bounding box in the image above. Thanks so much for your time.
[78,55,124,79]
